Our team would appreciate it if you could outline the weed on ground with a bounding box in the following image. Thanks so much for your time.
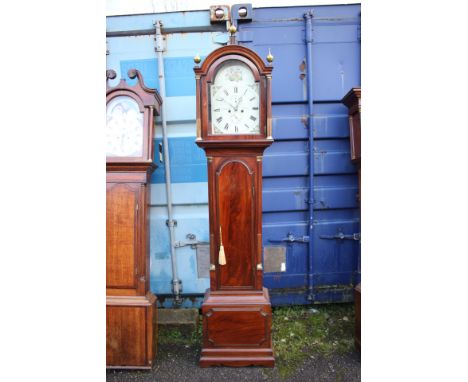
[269,303,355,379]
[156,303,356,380]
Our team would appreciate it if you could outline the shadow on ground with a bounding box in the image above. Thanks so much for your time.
[107,303,361,382]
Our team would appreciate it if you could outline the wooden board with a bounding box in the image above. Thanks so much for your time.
[106,294,157,369]
[106,183,139,289]
[200,288,274,367]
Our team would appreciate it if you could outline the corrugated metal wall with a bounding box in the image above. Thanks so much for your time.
[106,3,361,307]
[238,5,361,305]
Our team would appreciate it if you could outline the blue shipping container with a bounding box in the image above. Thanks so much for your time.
[106,3,361,307]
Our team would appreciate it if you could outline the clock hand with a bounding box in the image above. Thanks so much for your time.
[234,95,244,112]
[223,100,237,110]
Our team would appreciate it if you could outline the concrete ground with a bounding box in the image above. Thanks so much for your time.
[106,343,360,382]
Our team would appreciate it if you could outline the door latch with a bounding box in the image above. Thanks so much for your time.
[320,230,360,241]
[268,232,310,244]
[174,233,209,249]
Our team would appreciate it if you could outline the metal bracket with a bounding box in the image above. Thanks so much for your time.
[154,21,165,52]
[158,143,163,162]
[320,230,360,241]
[166,219,177,228]
[171,279,183,295]
[174,233,208,249]
[268,232,310,244]
[232,4,253,22]
[304,10,314,43]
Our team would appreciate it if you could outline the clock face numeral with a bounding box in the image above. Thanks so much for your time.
[210,60,261,135]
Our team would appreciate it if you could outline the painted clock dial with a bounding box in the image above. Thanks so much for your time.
[210,60,260,135]
[106,95,144,157]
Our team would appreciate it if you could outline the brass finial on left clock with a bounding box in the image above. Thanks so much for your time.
[194,53,201,66]
[266,48,274,64]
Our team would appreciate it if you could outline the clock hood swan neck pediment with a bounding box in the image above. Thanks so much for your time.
[106,69,162,114]
[194,45,273,77]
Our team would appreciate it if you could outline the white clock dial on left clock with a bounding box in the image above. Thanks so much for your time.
[106,96,144,157]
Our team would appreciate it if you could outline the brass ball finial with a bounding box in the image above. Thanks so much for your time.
[266,48,274,63]
[229,24,237,35]
[193,53,201,65]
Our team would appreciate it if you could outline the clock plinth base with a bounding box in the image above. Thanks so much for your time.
[106,292,158,369]
[200,288,275,368]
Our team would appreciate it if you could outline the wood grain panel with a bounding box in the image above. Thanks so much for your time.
[217,161,255,289]
[206,308,267,347]
[107,183,138,288]
[106,306,146,366]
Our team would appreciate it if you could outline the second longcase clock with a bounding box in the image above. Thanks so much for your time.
[194,44,275,367]
[106,69,162,369]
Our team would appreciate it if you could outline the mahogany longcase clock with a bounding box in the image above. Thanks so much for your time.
[106,69,162,369]
[194,44,275,367]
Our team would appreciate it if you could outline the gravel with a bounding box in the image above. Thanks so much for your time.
[106,343,361,382]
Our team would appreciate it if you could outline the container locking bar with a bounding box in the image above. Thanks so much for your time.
[174,233,209,249]
[320,231,361,241]
[268,232,310,244]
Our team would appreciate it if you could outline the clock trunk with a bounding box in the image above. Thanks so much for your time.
[216,158,256,289]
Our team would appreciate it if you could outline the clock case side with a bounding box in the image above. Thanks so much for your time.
[342,87,361,164]
[106,69,162,168]
[195,45,273,148]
